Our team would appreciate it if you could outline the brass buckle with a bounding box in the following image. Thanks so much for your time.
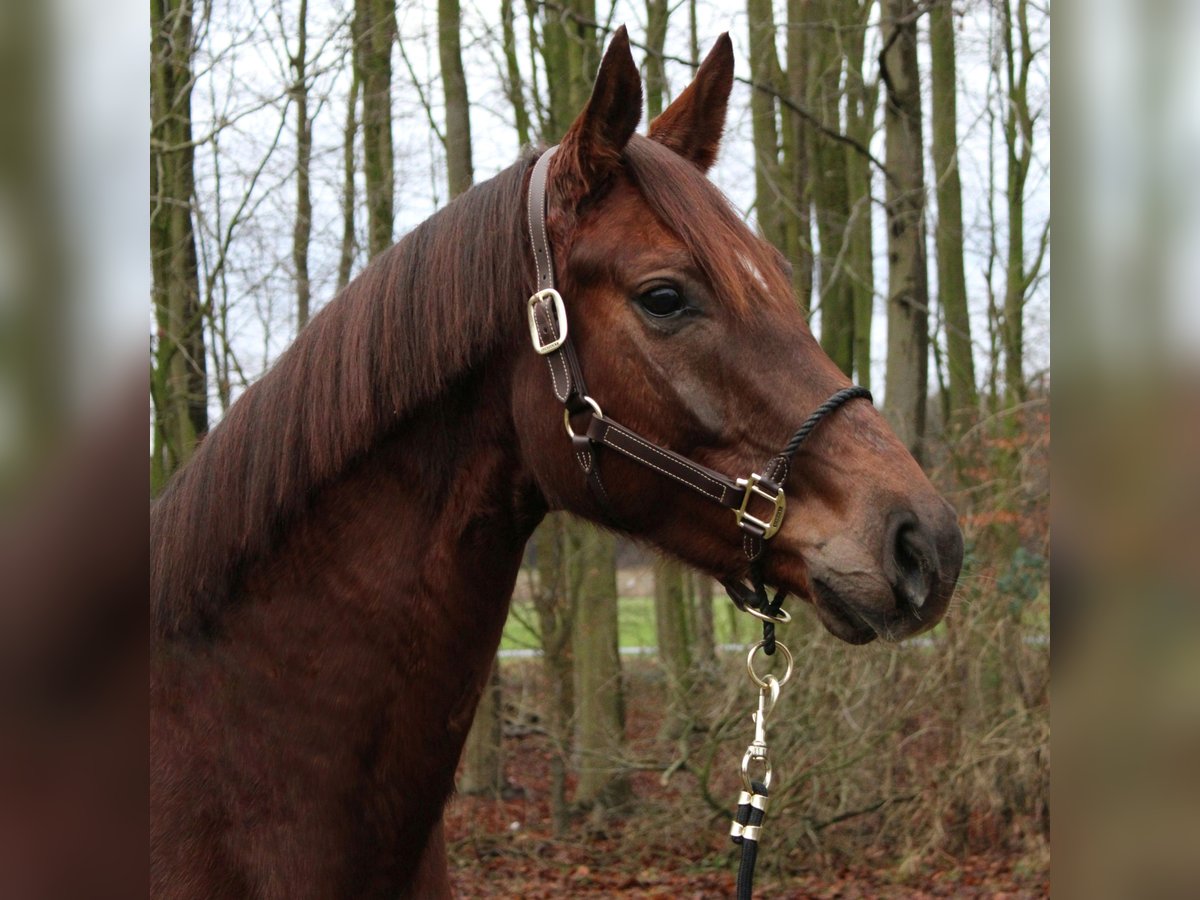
[734,473,786,539]
[528,288,568,355]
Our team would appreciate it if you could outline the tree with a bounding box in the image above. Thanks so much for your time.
[337,73,359,294]
[457,661,504,796]
[572,529,629,811]
[151,0,207,492]
[353,0,398,259]
[843,0,878,388]
[930,0,977,421]
[644,0,669,120]
[782,0,814,311]
[879,0,930,460]
[691,572,716,672]
[1000,0,1046,406]
[439,0,474,198]
[530,514,576,834]
[290,0,313,329]
[653,559,693,739]
[808,1,854,374]
[500,0,531,147]
[746,0,786,250]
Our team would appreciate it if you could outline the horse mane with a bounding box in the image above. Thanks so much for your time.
[151,152,538,638]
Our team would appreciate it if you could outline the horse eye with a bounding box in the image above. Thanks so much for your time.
[637,286,686,318]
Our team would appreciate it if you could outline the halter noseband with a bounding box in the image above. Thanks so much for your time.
[526,146,872,634]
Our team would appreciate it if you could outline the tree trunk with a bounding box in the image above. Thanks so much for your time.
[531,515,576,835]
[1001,0,1035,406]
[691,573,716,672]
[783,0,813,312]
[337,74,359,295]
[747,0,785,249]
[540,0,599,140]
[353,0,397,259]
[501,0,531,148]
[458,660,504,795]
[438,0,474,199]
[151,0,207,493]
[930,0,977,423]
[644,0,669,120]
[808,0,853,374]
[653,559,693,740]
[844,0,877,388]
[572,527,629,812]
[879,0,930,461]
[291,0,313,330]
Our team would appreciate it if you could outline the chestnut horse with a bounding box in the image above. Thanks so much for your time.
[150,28,962,899]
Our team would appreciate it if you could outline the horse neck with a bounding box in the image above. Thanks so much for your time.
[241,360,540,708]
[160,363,544,884]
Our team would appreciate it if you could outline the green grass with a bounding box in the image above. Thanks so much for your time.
[500,593,762,653]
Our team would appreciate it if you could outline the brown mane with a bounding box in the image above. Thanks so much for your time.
[150,153,538,638]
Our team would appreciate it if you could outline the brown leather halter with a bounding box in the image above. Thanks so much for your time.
[526,146,871,632]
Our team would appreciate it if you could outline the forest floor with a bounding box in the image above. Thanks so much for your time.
[445,660,1050,899]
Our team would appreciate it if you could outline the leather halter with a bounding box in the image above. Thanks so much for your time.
[526,145,871,619]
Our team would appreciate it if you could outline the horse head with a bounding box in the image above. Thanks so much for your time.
[514,28,962,644]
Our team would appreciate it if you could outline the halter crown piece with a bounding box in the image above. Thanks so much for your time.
[525,145,872,644]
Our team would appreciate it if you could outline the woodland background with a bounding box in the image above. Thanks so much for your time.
[150,0,1050,894]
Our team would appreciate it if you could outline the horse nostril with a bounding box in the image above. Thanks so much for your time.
[890,519,937,614]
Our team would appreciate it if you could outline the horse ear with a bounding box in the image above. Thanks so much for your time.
[647,33,734,171]
[550,25,642,205]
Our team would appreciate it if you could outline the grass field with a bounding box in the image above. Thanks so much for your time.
[500,591,763,652]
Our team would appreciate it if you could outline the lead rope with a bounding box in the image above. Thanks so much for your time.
[730,642,793,899]
[724,388,869,898]
[523,145,873,899]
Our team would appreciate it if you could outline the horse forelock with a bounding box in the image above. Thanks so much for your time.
[621,135,794,319]
[150,152,537,639]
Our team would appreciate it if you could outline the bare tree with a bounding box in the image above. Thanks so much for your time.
[746,0,786,250]
[844,0,878,388]
[930,0,977,421]
[439,0,474,198]
[337,73,359,294]
[572,529,629,811]
[644,0,669,120]
[783,0,814,311]
[290,0,313,329]
[808,1,854,374]
[1000,0,1047,405]
[353,0,398,259]
[880,0,931,459]
[151,0,207,492]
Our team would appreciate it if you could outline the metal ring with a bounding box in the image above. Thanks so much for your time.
[741,752,773,791]
[746,640,794,690]
[563,395,603,438]
[739,604,792,625]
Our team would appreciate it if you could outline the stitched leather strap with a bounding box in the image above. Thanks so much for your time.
[586,416,745,509]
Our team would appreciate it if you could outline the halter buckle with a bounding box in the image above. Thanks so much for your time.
[528,289,568,355]
[733,473,786,539]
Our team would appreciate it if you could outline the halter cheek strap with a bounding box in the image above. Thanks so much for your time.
[525,146,872,637]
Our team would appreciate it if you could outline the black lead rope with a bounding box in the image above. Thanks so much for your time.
[732,781,769,900]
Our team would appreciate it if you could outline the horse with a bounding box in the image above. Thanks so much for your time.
[150,27,963,898]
